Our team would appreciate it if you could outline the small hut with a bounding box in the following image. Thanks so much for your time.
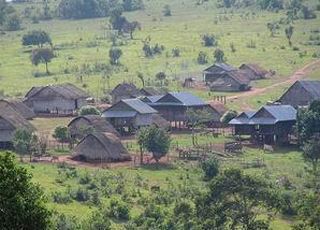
[72,132,131,163]
[0,99,35,120]
[111,83,142,103]
[0,109,35,149]
[239,63,269,80]
[210,71,251,92]
[203,62,236,84]
[68,115,119,139]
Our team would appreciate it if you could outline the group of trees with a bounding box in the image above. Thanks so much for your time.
[57,0,143,19]
[0,0,21,31]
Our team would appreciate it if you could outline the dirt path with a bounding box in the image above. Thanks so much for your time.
[209,59,320,109]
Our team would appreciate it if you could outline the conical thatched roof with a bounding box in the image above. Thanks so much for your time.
[0,99,35,120]
[72,132,130,162]
[68,115,119,137]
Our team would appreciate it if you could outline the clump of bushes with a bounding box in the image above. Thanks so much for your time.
[202,34,218,47]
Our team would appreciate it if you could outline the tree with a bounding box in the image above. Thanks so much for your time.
[197,169,279,230]
[197,51,208,64]
[5,14,21,31]
[0,0,7,25]
[303,136,320,174]
[137,72,145,87]
[294,192,320,230]
[52,126,71,149]
[163,4,172,16]
[200,157,220,181]
[214,48,225,62]
[285,26,294,46]
[12,128,37,161]
[136,126,171,163]
[109,48,122,65]
[0,152,51,230]
[79,105,101,115]
[295,100,320,144]
[187,108,211,146]
[202,34,218,47]
[123,21,141,39]
[22,30,52,48]
[267,22,277,37]
[83,210,111,230]
[221,110,238,126]
[30,48,54,74]
[109,7,127,34]
[155,72,166,86]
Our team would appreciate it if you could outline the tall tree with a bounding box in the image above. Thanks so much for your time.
[187,108,211,146]
[285,26,294,46]
[155,72,166,86]
[137,72,145,87]
[197,169,279,230]
[0,152,51,230]
[303,136,320,174]
[136,126,171,163]
[30,48,54,74]
[22,30,52,48]
[267,22,277,37]
[0,0,7,25]
[123,21,141,39]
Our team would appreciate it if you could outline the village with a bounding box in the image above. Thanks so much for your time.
[1,61,319,166]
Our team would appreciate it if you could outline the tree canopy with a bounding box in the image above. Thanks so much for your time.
[79,106,101,116]
[0,152,51,230]
[22,30,52,48]
[136,126,171,163]
[30,48,54,74]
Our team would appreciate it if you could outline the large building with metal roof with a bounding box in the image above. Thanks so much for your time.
[102,99,158,135]
[229,105,297,145]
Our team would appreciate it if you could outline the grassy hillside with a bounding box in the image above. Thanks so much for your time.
[0,0,319,109]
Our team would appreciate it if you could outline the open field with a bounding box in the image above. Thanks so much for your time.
[0,0,320,111]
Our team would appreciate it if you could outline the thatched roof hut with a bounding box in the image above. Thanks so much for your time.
[239,63,269,80]
[111,83,142,103]
[0,99,35,120]
[0,109,35,144]
[68,115,119,138]
[72,132,131,163]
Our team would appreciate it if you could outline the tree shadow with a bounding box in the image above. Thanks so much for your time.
[139,163,177,171]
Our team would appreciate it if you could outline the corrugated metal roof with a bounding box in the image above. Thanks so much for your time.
[229,106,296,125]
[156,92,207,106]
[122,99,157,114]
[102,111,137,118]
[250,105,296,125]
[143,95,163,103]
[299,80,320,99]
[229,111,255,125]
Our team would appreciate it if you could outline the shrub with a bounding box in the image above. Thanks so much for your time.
[202,34,218,47]
[163,5,172,16]
[5,14,21,31]
[197,51,208,64]
[201,157,220,181]
[108,198,131,220]
[172,48,180,57]
[79,106,100,115]
[73,188,90,202]
[52,191,72,204]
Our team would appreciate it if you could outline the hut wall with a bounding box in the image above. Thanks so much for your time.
[235,125,256,135]
[135,114,154,127]
[32,98,76,114]
[279,83,313,108]
[0,130,13,142]
[73,135,108,162]
[239,66,260,80]
[211,77,241,92]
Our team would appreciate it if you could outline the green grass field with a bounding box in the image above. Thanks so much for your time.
[0,0,320,110]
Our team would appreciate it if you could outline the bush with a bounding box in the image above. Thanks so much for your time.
[172,48,180,57]
[163,5,172,16]
[52,191,72,204]
[108,198,131,220]
[202,34,218,47]
[201,157,220,181]
[5,14,21,31]
[73,188,90,202]
[197,51,208,64]
[79,106,100,115]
